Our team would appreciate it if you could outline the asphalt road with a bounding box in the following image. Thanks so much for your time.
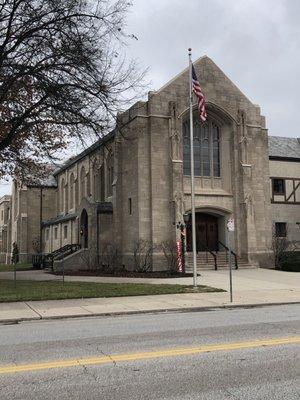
[0,304,299,399]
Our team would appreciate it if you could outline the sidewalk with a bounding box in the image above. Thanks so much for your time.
[1,289,299,324]
[1,268,299,323]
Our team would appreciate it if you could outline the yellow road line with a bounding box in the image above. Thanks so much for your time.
[0,336,299,375]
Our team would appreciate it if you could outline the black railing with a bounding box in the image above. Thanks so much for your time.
[218,241,238,269]
[32,244,81,269]
[52,244,81,261]
[32,253,51,269]
[196,242,217,270]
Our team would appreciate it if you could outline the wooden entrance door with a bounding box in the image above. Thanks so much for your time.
[187,213,218,251]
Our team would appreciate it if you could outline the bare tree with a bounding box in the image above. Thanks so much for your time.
[99,242,122,273]
[271,225,296,269]
[160,240,178,273]
[0,0,146,179]
[133,239,153,272]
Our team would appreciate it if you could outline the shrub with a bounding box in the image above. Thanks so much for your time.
[133,240,153,272]
[160,240,178,273]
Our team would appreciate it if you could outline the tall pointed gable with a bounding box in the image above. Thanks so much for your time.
[149,56,264,126]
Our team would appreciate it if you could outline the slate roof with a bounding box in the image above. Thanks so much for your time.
[268,136,300,160]
[26,166,58,188]
[27,174,57,188]
[42,202,113,227]
[53,131,115,176]
[42,213,77,227]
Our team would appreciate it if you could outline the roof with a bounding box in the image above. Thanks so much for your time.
[0,195,11,204]
[27,174,57,188]
[269,136,300,160]
[53,131,115,176]
[25,165,58,188]
[42,213,77,227]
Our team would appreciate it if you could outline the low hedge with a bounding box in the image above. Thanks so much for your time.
[281,251,300,272]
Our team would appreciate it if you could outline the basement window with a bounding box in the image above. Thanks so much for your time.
[275,222,287,238]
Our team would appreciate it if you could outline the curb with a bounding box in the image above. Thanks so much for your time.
[1,301,299,325]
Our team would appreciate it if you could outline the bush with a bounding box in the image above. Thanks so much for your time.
[281,262,300,272]
[281,251,300,272]
[98,243,123,274]
[133,240,153,272]
[160,240,178,273]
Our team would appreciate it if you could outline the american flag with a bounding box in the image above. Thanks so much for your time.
[192,64,207,122]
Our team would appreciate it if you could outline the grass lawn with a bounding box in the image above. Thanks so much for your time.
[0,262,33,272]
[0,280,224,302]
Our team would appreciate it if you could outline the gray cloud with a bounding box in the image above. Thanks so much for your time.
[0,0,298,196]
[126,0,300,137]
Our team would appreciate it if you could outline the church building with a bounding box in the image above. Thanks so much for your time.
[1,57,299,269]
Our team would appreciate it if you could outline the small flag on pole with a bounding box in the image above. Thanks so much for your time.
[192,64,207,122]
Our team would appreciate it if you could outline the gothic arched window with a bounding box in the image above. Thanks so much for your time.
[60,178,65,213]
[69,173,75,209]
[183,119,220,177]
[80,166,86,200]
[106,153,114,197]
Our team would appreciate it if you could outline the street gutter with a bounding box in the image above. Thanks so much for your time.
[1,301,300,325]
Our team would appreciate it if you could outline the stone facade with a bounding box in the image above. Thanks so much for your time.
[6,181,57,263]
[0,195,11,263]
[1,57,299,269]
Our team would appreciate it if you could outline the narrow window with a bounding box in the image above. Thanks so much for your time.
[202,125,210,176]
[273,179,285,195]
[46,229,49,241]
[129,198,132,215]
[64,225,68,239]
[80,166,86,199]
[212,124,220,177]
[60,178,65,213]
[106,153,114,197]
[100,165,105,201]
[275,222,287,237]
[54,227,58,239]
[1,210,3,221]
[69,173,75,209]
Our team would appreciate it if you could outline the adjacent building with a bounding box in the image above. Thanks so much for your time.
[269,136,300,245]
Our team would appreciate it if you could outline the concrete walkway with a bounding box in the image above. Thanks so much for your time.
[0,268,299,323]
[0,266,298,290]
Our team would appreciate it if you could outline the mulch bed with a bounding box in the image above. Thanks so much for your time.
[51,270,197,279]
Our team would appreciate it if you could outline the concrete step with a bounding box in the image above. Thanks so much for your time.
[185,252,254,270]
[185,264,255,271]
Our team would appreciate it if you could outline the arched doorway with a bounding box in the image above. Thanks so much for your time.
[80,209,88,248]
[187,212,219,252]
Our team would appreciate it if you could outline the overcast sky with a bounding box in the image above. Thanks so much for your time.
[125,0,299,137]
[0,0,299,196]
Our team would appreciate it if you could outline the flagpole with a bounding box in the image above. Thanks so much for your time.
[188,48,197,288]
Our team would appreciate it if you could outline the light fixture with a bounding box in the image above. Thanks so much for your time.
[183,213,190,224]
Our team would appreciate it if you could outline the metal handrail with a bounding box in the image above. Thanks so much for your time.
[32,244,81,268]
[218,241,238,269]
[52,244,81,261]
[197,241,217,270]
